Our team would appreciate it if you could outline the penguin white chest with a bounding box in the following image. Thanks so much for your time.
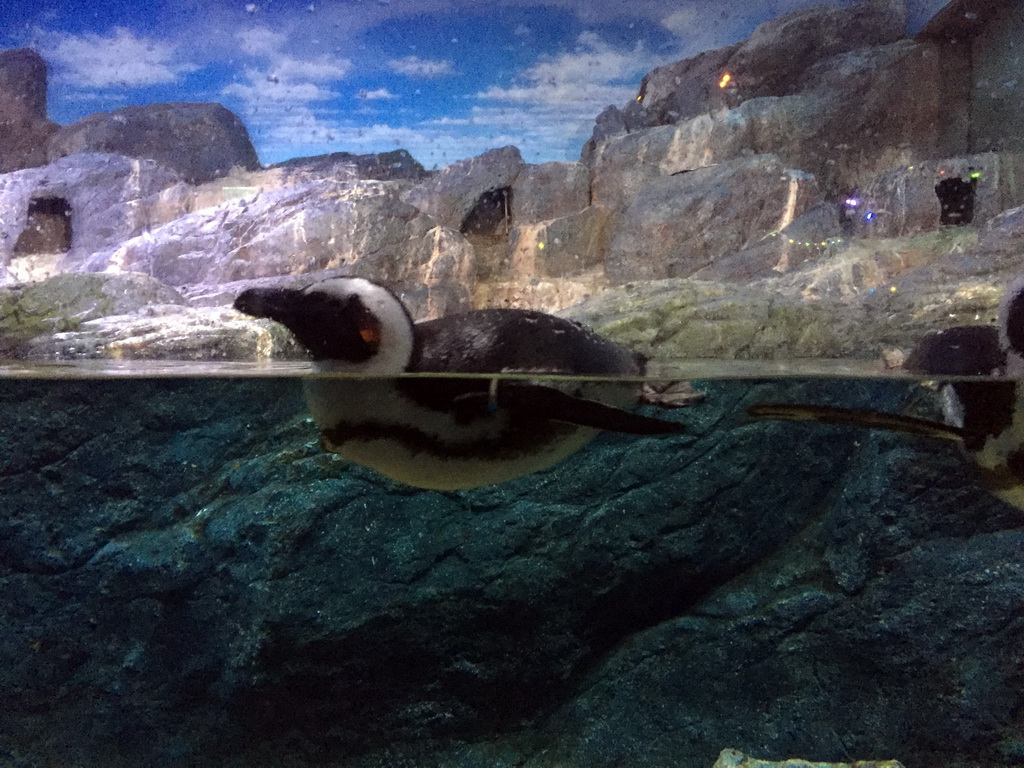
[304,377,598,490]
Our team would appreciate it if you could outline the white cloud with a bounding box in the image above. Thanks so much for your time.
[222,26,354,161]
[269,55,352,82]
[387,56,455,78]
[469,31,654,158]
[223,76,340,104]
[237,26,287,56]
[423,116,473,126]
[660,8,703,36]
[476,31,649,110]
[357,88,399,100]
[42,27,198,88]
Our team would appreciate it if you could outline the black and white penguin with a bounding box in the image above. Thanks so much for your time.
[234,277,687,490]
[747,272,1024,511]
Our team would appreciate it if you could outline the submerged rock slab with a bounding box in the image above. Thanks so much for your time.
[0,376,1020,767]
[712,749,905,768]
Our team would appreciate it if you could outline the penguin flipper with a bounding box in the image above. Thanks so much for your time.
[747,403,967,441]
[458,383,687,435]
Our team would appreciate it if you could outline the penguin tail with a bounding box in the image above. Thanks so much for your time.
[746,403,968,442]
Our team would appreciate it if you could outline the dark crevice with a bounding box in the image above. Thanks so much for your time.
[935,175,977,226]
[459,187,512,237]
[13,196,73,254]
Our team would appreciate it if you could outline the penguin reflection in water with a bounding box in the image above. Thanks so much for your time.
[234,277,692,490]
[748,274,1024,511]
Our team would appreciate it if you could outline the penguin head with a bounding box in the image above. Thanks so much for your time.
[234,277,415,373]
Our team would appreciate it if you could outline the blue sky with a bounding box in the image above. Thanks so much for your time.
[3,0,947,169]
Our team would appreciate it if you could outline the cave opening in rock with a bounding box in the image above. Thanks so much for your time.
[13,196,73,254]
[461,187,513,282]
[461,187,512,239]
[935,175,977,226]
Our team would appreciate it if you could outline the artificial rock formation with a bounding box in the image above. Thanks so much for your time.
[1,0,1024,363]
[4,3,1024,768]
[0,48,58,173]
[268,149,428,182]
[403,145,524,231]
[0,153,184,282]
[48,102,261,184]
[84,179,476,320]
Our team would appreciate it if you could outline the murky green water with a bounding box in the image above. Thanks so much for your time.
[3,365,1021,767]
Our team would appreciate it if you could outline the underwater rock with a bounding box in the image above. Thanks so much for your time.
[1,377,1022,767]
[48,102,261,184]
[402,145,524,230]
[0,48,57,173]
[605,155,820,283]
[712,749,905,768]
[0,153,183,282]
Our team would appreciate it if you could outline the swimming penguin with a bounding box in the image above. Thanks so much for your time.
[233,277,687,490]
[747,272,1024,511]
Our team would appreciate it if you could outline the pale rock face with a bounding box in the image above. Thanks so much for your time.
[0,153,183,283]
[80,178,476,320]
[511,162,590,224]
[606,155,821,283]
